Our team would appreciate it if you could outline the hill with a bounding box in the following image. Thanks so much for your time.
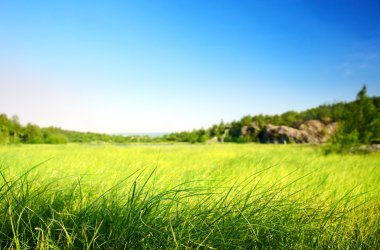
[164,88,380,145]
[1,87,379,146]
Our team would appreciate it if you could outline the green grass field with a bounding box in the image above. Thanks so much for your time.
[0,144,379,249]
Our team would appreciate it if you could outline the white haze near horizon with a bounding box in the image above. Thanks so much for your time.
[1,61,374,134]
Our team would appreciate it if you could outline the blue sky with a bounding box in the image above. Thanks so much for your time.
[1,0,380,133]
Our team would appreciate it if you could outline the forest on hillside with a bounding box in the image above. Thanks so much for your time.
[164,86,380,147]
[1,86,379,150]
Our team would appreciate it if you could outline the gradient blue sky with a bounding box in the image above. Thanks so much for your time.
[1,0,380,133]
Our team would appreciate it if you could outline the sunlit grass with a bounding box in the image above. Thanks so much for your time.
[0,144,379,248]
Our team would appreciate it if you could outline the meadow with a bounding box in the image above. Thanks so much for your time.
[0,143,379,249]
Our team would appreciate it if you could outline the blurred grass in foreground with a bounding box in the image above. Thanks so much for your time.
[0,144,379,249]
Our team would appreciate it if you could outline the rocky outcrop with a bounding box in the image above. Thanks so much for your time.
[259,124,308,143]
[298,120,337,143]
[241,122,260,137]
[259,120,337,144]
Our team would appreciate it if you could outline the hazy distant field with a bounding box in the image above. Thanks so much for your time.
[0,144,379,249]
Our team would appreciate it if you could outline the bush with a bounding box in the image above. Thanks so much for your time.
[44,133,68,144]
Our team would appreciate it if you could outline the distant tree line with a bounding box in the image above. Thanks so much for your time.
[1,86,379,148]
[0,116,160,144]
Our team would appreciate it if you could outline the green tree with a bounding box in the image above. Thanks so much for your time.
[281,111,300,126]
[252,114,266,129]
[10,115,22,143]
[227,121,242,142]
[354,85,380,142]
[0,114,11,144]
[240,115,252,127]
[329,85,380,152]
[43,127,68,144]
[24,123,43,144]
